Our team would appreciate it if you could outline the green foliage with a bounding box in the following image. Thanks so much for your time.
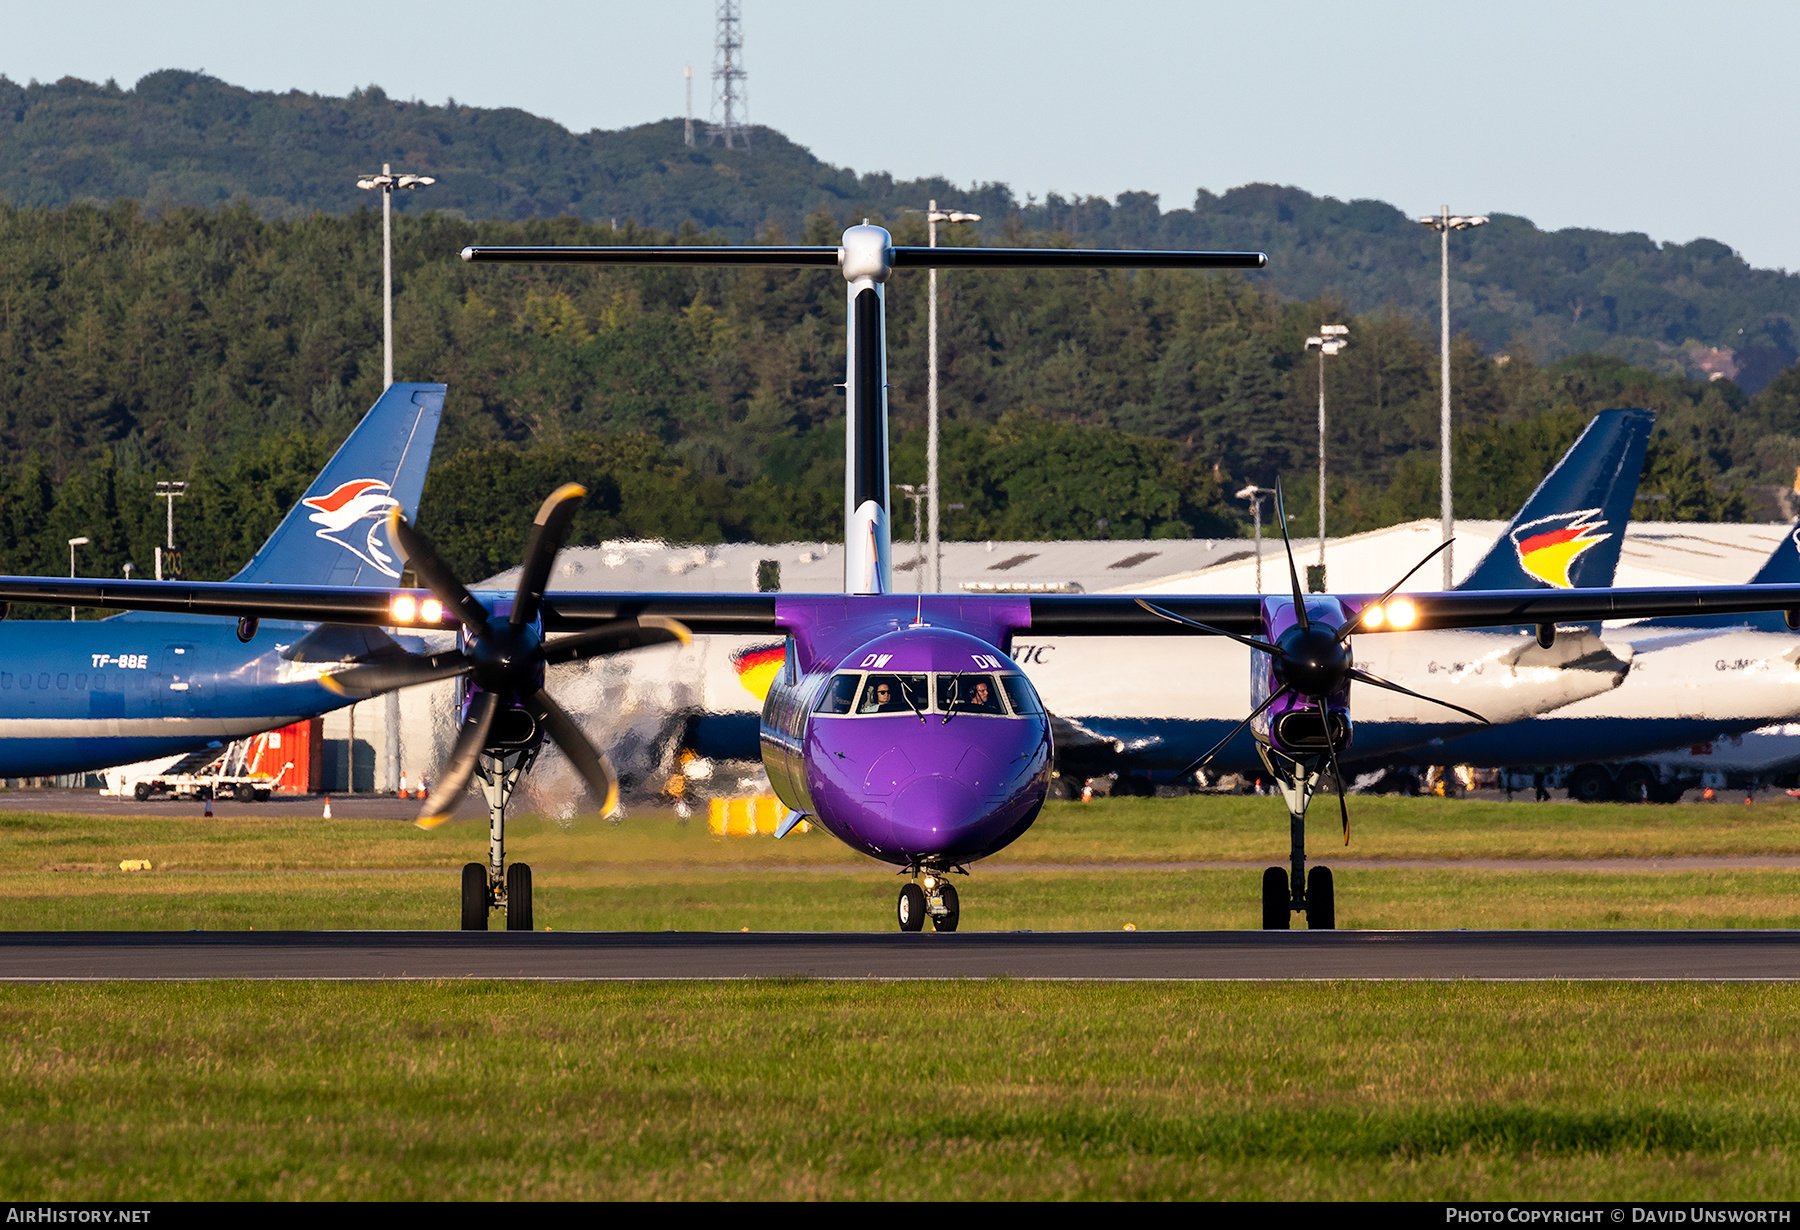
[3,71,1797,386]
[0,193,1788,591]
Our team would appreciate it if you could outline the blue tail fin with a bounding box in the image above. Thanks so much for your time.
[230,383,446,587]
[1640,523,1800,632]
[1455,408,1654,592]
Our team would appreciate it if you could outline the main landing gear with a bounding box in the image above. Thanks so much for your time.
[1260,749,1336,930]
[896,871,960,932]
[460,745,538,931]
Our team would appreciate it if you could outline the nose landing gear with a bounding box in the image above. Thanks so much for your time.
[896,871,961,932]
[459,745,538,931]
[1261,751,1337,930]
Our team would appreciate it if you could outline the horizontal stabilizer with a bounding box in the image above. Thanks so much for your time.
[462,245,1267,271]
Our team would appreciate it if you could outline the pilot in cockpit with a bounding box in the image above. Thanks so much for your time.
[861,675,927,714]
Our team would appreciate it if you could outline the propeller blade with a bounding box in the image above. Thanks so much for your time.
[1273,480,1309,632]
[541,616,692,667]
[386,509,491,635]
[1338,539,1454,643]
[416,690,501,829]
[512,483,588,628]
[1348,668,1491,725]
[1315,697,1352,846]
[525,688,620,816]
[320,649,472,697]
[1132,599,1280,656]
[1174,683,1292,780]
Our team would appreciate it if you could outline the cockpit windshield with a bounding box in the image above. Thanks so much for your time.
[817,673,861,715]
[814,670,1040,719]
[999,673,1043,715]
[936,673,1006,716]
[858,674,930,715]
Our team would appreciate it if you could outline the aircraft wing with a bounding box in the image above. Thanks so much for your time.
[1023,589,1800,635]
[0,578,780,634]
[1,577,1798,637]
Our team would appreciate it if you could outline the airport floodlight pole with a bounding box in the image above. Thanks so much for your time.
[1303,326,1349,581]
[154,480,187,581]
[895,484,926,592]
[1236,484,1275,593]
[924,200,981,592]
[67,537,88,621]
[1418,207,1488,587]
[356,165,437,387]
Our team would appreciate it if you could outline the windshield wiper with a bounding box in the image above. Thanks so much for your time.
[903,680,927,724]
[940,677,960,725]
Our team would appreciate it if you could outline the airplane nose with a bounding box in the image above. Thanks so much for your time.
[888,774,984,849]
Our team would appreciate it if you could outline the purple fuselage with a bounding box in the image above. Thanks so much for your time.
[761,605,1051,869]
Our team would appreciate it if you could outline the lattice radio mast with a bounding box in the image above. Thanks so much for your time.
[708,0,749,151]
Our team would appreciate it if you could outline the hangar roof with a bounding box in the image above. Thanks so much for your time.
[482,519,1796,597]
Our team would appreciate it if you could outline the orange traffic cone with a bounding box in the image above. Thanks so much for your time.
[416,777,427,800]
[398,771,409,799]
[323,795,332,819]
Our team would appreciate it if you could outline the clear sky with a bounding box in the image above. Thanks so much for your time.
[9,1,1798,269]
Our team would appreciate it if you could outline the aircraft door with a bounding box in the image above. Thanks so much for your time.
[158,643,205,717]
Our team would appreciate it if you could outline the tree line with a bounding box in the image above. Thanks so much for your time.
[2,70,1795,381]
[0,199,1790,605]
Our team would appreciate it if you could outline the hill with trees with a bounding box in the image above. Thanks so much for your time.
[2,70,1796,389]
[0,198,1789,599]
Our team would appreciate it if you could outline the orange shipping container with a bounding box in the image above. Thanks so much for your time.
[244,718,323,793]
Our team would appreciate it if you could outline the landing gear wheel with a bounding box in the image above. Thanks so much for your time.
[1261,867,1290,930]
[1566,764,1615,803]
[897,883,927,932]
[506,863,534,931]
[461,862,489,931]
[932,882,960,932]
[133,782,151,801]
[1615,763,1661,804]
[1307,866,1335,930]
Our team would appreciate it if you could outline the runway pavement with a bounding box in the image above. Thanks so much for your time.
[5,929,1800,980]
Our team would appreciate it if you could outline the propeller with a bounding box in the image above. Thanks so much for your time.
[321,484,690,829]
[1138,478,1489,838]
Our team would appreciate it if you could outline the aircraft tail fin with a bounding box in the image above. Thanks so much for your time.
[229,383,446,587]
[1455,408,1654,592]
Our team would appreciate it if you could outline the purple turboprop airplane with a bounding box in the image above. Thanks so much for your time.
[8,229,1800,934]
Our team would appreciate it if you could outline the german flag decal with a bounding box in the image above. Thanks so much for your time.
[1509,509,1611,589]
[732,642,787,701]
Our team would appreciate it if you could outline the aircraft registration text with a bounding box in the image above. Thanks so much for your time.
[90,654,149,669]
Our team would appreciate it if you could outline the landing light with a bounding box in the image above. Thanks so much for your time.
[390,595,417,623]
[421,598,443,623]
[1387,598,1418,628]
[923,875,937,889]
[1362,605,1386,629]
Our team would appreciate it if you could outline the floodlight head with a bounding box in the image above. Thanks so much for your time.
[397,175,436,190]
[1320,324,1349,336]
[68,537,89,547]
[1305,336,1324,349]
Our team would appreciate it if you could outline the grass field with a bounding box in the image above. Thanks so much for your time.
[6,797,1800,1200]
[3,980,1799,1200]
[4,794,1800,931]
[10,792,1800,874]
